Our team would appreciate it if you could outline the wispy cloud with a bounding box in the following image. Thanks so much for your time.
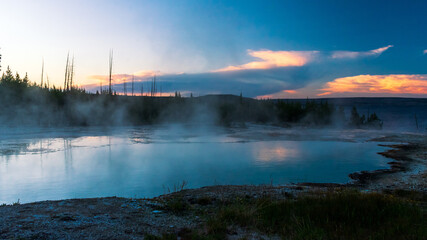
[319,74,427,96]
[424,49,427,54]
[331,45,393,59]
[214,49,319,72]
[214,46,393,73]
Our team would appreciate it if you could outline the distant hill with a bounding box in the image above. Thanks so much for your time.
[270,98,427,131]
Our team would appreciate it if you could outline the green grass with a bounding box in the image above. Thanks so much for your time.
[206,190,426,240]
[145,190,426,239]
[164,197,191,214]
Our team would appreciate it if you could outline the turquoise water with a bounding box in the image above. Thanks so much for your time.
[0,127,389,203]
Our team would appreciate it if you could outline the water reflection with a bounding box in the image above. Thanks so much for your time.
[254,143,299,162]
[0,131,390,204]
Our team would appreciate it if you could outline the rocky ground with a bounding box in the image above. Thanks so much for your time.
[0,132,426,239]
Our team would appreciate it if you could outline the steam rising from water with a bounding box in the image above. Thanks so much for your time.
[0,125,394,203]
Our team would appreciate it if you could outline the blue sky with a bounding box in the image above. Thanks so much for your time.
[0,0,426,97]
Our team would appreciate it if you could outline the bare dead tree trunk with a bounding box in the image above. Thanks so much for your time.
[123,77,127,96]
[108,50,113,95]
[150,76,153,97]
[154,75,157,96]
[66,60,70,91]
[63,53,76,92]
[132,74,134,96]
[64,52,69,91]
[41,58,44,87]
[150,74,157,97]
[70,56,74,91]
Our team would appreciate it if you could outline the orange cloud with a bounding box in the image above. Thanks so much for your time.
[88,74,130,85]
[331,45,393,59]
[133,70,162,78]
[319,74,427,96]
[88,71,160,84]
[84,70,164,89]
[214,49,318,72]
[256,89,299,99]
[283,90,297,94]
[215,46,393,72]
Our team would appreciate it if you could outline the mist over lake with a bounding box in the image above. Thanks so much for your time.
[0,125,393,204]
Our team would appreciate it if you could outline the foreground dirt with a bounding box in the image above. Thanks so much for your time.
[0,185,305,240]
[0,197,203,239]
[1,132,426,239]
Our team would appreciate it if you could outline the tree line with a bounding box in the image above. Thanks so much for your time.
[0,66,382,128]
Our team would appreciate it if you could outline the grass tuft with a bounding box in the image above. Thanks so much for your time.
[164,197,190,214]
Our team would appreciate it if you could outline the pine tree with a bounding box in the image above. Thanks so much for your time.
[23,73,29,84]
[2,66,14,84]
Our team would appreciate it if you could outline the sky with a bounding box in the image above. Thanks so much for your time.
[0,0,426,98]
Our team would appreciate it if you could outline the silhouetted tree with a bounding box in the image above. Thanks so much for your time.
[350,106,362,127]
